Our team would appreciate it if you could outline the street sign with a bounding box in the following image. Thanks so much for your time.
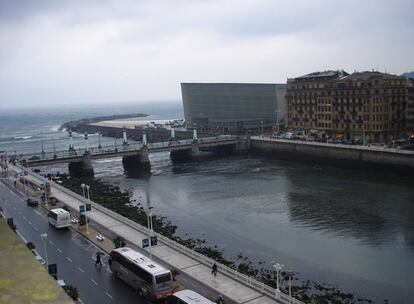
[48,263,57,276]
[79,205,85,213]
[86,203,92,211]
[150,236,158,246]
[142,238,149,248]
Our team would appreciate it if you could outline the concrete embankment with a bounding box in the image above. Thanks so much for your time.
[250,137,414,172]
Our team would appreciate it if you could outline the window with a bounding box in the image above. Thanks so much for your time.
[156,273,171,284]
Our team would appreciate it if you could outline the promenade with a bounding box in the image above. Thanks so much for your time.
[7,164,303,304]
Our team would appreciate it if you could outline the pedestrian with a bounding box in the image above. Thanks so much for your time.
[95,252,102,266]
[211,262,218,277]
[216,295,224,304]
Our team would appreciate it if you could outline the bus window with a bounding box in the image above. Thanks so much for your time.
[156,273,171,284]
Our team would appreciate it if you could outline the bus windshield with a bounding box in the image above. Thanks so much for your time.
[156,273,171,284]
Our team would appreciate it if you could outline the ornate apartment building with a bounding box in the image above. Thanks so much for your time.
[285,70,408,142]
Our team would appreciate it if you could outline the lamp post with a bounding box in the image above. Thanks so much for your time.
[147,206,154,258]
[286,268,295,302]
[80,183,89,234]
[261,121,264,137]
[272,261,284,295]
[40,233,49,269]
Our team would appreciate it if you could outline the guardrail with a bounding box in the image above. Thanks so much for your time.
[18,164,305,304]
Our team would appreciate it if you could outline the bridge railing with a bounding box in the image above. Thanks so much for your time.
[24,135,239,162]
[18,164,304,304]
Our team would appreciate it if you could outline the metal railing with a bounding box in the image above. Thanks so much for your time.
[24,135,239,163]
[252,136,414,155]
[18,164,304,304]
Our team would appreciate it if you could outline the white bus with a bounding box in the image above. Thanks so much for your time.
[109,247,173,301]
[47,208,71,228]
[166,290,216,304]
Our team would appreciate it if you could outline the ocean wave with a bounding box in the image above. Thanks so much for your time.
[0,135,33,142]
[15,135,33,140]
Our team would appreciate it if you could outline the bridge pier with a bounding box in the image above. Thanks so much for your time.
[122,150,151,175]
[68,154,94,177]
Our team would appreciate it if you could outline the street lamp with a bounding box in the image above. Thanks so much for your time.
[286,268,295,302]
[40,233,49,269]
[80,183,89,234]
[261,121,264,137]
[146,206,154,258]
[272,261,284,294]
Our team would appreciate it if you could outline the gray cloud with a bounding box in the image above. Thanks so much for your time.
[0,0,413,108]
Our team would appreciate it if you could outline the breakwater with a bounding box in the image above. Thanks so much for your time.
[65,123,193,142]
[250,137,414,172]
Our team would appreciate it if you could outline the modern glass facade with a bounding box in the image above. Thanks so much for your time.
[181,83,287,134]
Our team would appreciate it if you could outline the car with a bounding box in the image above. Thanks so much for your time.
[27,198,39,207]
[284,132,295,140]
[56,279,66,287]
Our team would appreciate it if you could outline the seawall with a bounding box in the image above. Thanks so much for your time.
[250,137,414,173]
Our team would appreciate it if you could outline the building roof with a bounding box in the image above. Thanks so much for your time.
[294,70,348,80]
[0,219,74,304]
[340,71,404,81]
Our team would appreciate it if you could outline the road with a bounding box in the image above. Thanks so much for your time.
[0,180,144,304]
[0,177,230,304]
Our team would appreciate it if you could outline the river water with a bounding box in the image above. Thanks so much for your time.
[1,103,413,303]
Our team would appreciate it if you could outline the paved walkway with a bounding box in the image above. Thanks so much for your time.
[7,165,293,304]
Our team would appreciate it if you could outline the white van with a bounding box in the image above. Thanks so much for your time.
[48,208,71,228]
[165,290,216,304]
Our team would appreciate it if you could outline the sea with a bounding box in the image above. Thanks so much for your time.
[1,102,413,303]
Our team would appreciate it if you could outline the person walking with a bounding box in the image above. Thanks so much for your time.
[216,295,224,304]
[211,262,218,277]
[95,252,102,266]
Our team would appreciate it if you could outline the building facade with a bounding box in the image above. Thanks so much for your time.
[285,71,408,142]
[407,78,414,135]
[181,83,287,134]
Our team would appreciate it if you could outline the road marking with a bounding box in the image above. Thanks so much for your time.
[105,292,113,300]
[57,248,63,254]
[49,240,54,246]
[34,227,39,232]
[78,267,85,273]
[23,216,26,220]
[28,221,32,225]
[17,211,21,215]
[13,206,16,210]
[90,278,98,286]
[66,257,72,263]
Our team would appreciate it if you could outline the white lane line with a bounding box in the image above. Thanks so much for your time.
[23,216,26,220]
[17,211,21,215]
[105,292,113,300]
[34,227,39,232]
[66,257,73,263]
[78,267,85,273]
[57,248,63,254]
[90,278,98,286]
[49,240,54,246]
[28,221,32,225]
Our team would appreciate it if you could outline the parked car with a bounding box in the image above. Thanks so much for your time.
[284,132,295,140]
[27,198,39,207]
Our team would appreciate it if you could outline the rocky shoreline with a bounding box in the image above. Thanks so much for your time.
[53,173,376,304]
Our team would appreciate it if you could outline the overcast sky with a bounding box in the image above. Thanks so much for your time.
[1,0,413,108]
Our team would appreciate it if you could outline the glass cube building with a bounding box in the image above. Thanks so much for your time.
[181,83,287,134]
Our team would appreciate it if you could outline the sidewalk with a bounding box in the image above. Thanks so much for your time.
[8,165,295,304]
